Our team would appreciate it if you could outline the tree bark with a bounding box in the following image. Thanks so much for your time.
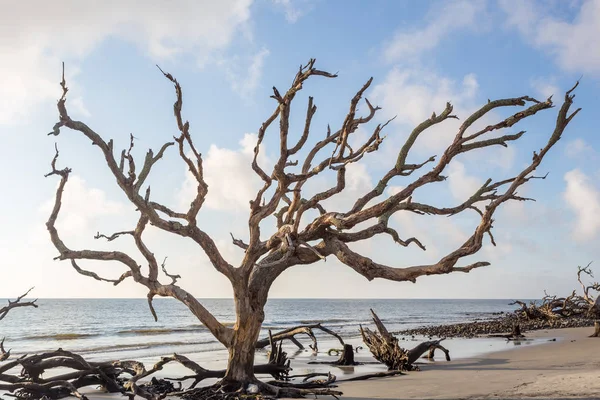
[222,295,264,385]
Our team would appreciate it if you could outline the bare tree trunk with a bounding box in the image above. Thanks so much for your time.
[222,295,264,385]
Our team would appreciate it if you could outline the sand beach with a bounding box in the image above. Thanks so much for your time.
[338,327,600,399]
[76,326,600,400]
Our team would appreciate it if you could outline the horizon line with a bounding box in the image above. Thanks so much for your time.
[4,297,534,301]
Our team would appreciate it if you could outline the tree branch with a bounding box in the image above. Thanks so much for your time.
[44,142,233,347]
[0,288,38,322]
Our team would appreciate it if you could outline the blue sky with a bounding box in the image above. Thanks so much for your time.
[1,0,599,299]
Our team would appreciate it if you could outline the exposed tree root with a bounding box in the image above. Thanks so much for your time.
[0,349,325,400]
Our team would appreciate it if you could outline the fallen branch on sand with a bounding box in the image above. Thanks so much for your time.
[258,324,361,366]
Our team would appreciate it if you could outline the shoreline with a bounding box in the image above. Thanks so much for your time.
[338,326,600,399]
[79,326,597,400]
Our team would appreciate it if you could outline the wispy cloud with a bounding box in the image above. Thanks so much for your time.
[564,169,600,241]
[499,0,600,75]
[271,0,313,23]
[0,0,253,125]
[383,0,487,63]
[179,133,271,212]
[220,47,271,99]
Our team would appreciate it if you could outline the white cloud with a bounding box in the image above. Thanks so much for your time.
[565,138,597,158]
[179,133,270,212]
[371,68,473,129]
[370,67,521,173]
[530,77,559,99]
[386,185,405,196]
[447,161,482,201]
[0,0,253,124]
[271,0,312,23]
[563,169,600,240]
[392,210,469,260]
[40,175,124,236]
[500,0,600,75]
[370,68,479,153]
[220,47,270,98]
[383,0,486,63]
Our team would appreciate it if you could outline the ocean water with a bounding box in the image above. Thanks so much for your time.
[0,298,521,362]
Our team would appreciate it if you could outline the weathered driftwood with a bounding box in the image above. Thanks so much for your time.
[361,309,451,371]
[256,323,345,352]
[487,322,526,340]
[511,265,600,323]
[590,321,600,338]
[258,323,361,366]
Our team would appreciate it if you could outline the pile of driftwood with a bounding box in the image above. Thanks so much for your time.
[398,266,600,340]
[509,265,600,339]
[512,265,600,321]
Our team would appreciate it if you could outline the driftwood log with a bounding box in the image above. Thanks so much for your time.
[256,323,345,352]
[361,309,450,371]
[258,323,360,366]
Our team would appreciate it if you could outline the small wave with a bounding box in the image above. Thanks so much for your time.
[263,318,358,329]
[80,339,214,354]
[298,318,356,325]
[117,325,208,335]
[21,333,98,341]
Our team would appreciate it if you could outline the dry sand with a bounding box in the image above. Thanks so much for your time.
[338,327,600,399]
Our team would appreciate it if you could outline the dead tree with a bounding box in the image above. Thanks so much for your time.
[45,59,579,397]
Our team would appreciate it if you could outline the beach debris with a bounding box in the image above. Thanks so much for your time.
[397,266,600,340]
[487,322,526,340]
[257,323,364,366]
[590,321,600,338]
[0,337,10,362]
[256,323,345,353]
[360,309,450,371]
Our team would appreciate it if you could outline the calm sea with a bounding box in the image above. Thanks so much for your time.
[1,298,520,361]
